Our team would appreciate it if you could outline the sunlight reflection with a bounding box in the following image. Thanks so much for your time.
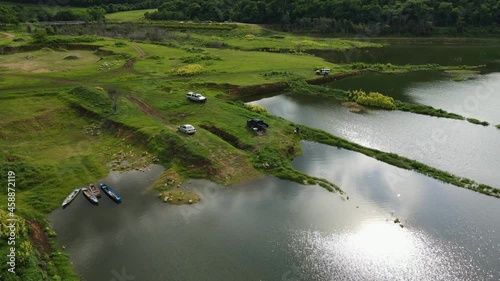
[350,221,413,261]
[289,221,483,280]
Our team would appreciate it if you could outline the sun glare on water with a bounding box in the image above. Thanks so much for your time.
[287,221,483,281]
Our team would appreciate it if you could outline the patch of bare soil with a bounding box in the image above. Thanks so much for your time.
[26,220,51,256]
[122,58,136,70]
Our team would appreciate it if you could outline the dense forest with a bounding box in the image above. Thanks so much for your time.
[2,0,500,35]
[145,0,500,35]
[0,5,105,23]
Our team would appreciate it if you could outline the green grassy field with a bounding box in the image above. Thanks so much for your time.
[105,9,157,21]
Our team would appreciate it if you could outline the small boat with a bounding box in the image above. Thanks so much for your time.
[100,183,122,202]
[82,187,99,204]
[89,183,101,197]
[62,188,80,208]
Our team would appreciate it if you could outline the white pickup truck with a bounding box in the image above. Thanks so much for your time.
[186,92,207,102]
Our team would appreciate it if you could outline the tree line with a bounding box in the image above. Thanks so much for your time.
[145,0,500,35]
[0,5,106,24]
[4,0,500,35]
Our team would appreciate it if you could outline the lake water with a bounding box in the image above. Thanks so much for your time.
[50,146,500,280]
[308,41,500,68]
[249,72,500,187]
[326,71,500,122]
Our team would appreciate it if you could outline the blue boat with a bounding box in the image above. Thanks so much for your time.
[100,183,122,202]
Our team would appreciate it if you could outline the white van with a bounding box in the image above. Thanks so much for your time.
[315,69,331,75]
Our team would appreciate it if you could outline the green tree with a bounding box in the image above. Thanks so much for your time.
[31,28,48,43]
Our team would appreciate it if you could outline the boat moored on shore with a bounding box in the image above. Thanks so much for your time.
[100,183,122,203]
[62,188,80,208]
[82,187,99,204]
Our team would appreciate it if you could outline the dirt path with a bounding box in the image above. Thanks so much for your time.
[132,44,146,58]
[0,32,14,41]
[127,95,164,120]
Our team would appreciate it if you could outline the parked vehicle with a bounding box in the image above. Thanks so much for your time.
[247,119,269,135]
[186,92,207,102]
[100,183,122,202]
[315,68,330,75]
[82,187,98,204]
[89,183,101,197]
[178,124,196,134]
[62,188,80,208]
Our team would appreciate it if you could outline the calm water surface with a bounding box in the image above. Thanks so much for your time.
[250,76,500,186]
[308,42,500,67]
[328,71,500,122]
[50,147,500,280]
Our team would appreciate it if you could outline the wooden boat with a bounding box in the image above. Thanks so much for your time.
[82,187,99,204]
[62,188,80,208]
[89,183,101,197]
[100,183,122,202]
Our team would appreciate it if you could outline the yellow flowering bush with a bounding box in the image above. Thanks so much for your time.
[172,64,206,76]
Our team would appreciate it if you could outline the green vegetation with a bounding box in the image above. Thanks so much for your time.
[445,69,480,75]
[245,103,268,113]
[0,3,104,24]
[7,1,500,36]
[496,124,500,129]
[347,90,396,110]
[394,101,464,120]
[452,76,469,82]
[143,0,500,36]
[0,210,77,281]
[467,118,489,126]
[172,64,206,76]
[106,9,157,21]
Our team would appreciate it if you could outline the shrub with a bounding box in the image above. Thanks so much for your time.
[172,64,205,76]
[467,118,489,126]
[245,104,268,113]
[205,40,227,48]
[262,70,293,77]
[496,124,500,129]
[347,90,396,110]
[180,53,221,63]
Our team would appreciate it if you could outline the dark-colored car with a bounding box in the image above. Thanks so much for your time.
[247,119,269,135]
